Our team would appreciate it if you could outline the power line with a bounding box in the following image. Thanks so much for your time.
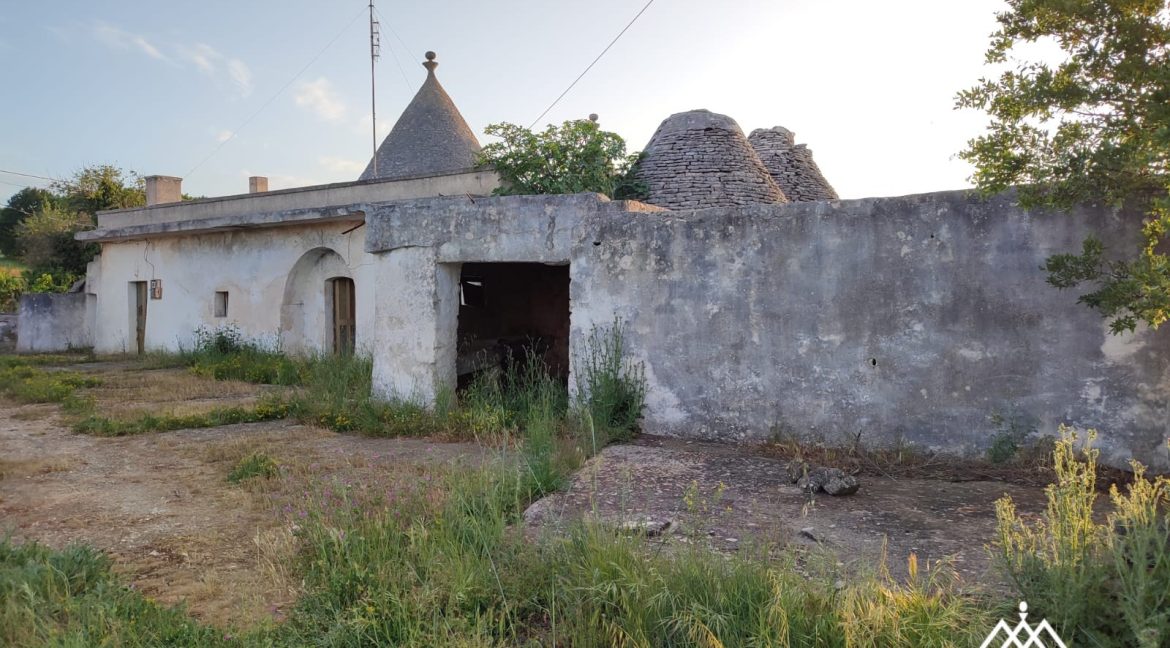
[0,168,54,182]
[529,0,655,128]
[184,4,369,179]
[374,6,420,85]
[0,178,39,189]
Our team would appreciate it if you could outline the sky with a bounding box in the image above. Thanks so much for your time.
[0,0,1010,205]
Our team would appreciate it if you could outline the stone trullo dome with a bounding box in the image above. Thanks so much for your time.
[635,110,788,210]
[359,52,482,181]
[748,127,838,201]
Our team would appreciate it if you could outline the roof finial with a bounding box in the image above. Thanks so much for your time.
[423,51,438,74]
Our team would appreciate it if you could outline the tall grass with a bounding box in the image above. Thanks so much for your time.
[266,437,991,647]
[0,539,232,648]
[993,426,1170,647]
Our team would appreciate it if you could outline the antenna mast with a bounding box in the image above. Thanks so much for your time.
[369,0,380,176]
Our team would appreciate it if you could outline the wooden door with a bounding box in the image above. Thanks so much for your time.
[132,281,148,354]
[331,277,355,355]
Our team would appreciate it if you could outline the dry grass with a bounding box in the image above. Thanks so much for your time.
[0,456,75,479]
[758,430,1138,490]
[87,367,266,402]
[79,367,281,422]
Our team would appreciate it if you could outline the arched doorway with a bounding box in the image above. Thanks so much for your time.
[280,248,354,355]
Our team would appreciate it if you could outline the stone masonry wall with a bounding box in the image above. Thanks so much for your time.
[748,127,839,201]
[636,110,788,210]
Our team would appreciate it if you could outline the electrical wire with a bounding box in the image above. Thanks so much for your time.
[0,168,54,182]
[528,0,656,128]
[374,6,417,89]
[184,4,370,179]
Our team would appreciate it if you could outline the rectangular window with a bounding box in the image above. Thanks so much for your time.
[214,291,229,317]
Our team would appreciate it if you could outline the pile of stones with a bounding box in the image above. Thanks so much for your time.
[785,459,860,496]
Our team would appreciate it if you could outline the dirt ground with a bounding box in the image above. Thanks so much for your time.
[2,360,1052,629]
[524,436,1050,584]
[0,364,485,628]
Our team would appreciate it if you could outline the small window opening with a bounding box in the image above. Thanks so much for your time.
[214,291,229,317]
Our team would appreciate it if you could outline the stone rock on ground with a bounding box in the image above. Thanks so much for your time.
[786,459,861,496]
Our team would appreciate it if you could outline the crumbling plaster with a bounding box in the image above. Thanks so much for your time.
[89,222,376,355]
[364,190,1168,470]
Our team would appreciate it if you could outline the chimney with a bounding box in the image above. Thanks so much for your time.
[145,175,182,206]
[248,176,269,193]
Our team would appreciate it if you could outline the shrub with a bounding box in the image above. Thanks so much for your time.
[0,273,26,311]
[993,426,1170,646]
[575,318,646,443]
[986,411,1037,464]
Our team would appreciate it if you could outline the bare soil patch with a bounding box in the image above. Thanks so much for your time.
[0,377,484,628]
[524,435,1051,583]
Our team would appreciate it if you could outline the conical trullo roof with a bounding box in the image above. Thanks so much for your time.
[748,127,838,201]
[359,52,481,181]
[635,110,787,210]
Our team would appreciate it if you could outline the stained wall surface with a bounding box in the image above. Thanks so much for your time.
[88,223,376,355]
[16,293,91,352]
[570,190,1169,470]
[363,190,1169,469]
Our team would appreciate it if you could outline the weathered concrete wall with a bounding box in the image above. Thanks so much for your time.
[571,190,1170,470]
[89,222,376,355]
[364,193,653,400]
[96,169,498,230]
[0,313,18,352]
[17,293,91,352]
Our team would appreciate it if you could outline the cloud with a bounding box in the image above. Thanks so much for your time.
[186,43,221,75]
[92,21,169,62]
[227,59,253,97]
[295,77,346,122]
[319,156,366,175]
[95,28,253,99]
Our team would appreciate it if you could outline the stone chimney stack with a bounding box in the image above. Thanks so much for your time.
[144,175,182,206]
[248,176,269,193]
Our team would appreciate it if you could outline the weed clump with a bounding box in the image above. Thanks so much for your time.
[187,325,303,385]
[0,361,99,404]
[228,452,279,483]
[575,318,646,443]
[994,426,1170,646]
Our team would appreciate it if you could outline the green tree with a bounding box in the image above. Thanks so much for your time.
[477,119,646,199]
[52,164,145,215]
[956,0,1170,333]
[0,187,57,257]
[15,204,97,282]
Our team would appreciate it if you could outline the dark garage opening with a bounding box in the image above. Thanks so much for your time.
[456,262,570,385]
